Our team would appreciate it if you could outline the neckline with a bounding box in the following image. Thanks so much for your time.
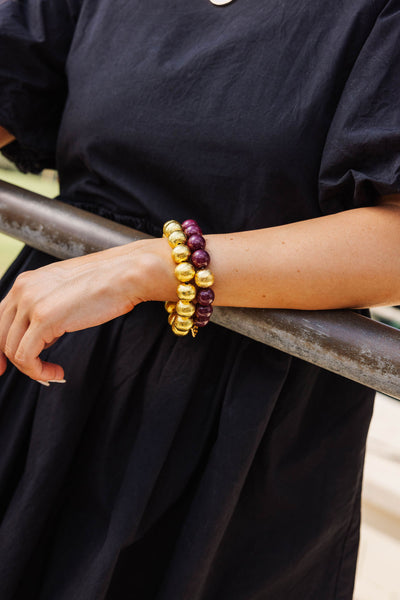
[209,0,235,6]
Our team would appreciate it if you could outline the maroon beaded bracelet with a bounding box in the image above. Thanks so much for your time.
[181,219,215,333]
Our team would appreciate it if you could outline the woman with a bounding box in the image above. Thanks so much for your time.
[0,0,399,598]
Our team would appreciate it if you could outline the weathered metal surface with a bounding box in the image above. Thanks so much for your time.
[0,180,150,259]
[1,179,400,399]
[212,307,400,399]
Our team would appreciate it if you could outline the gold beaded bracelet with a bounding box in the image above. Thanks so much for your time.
[163,219,214,337]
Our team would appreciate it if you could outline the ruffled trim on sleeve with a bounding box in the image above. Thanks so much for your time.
[0,0,84,174]
[1,140,55,174]
[318,0,400,213]
[0,98,59,174]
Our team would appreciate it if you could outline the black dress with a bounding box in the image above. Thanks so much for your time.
[0,1,399,598]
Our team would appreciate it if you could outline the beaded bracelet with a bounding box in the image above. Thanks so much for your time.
[163,219,215,337]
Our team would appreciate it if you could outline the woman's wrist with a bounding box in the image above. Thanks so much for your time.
[123,238,178,304]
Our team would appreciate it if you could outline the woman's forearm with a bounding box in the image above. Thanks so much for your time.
[208,202,400,309]
[143,199,400,310]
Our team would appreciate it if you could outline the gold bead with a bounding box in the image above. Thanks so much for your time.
[172,324,189,336]
[163,220,182,237]
[164,301,176,314]
[175,262,195,282]
[174,315,193,331]
[176,300,195,317]
[172,244,191,264]
[195,268,215,288]
[177,283,196,302]
[168,230,187,248]
[168,313,177,326]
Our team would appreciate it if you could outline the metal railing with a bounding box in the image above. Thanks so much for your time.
[1,179,400,399]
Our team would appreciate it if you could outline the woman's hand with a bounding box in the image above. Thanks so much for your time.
[0,239,176,383]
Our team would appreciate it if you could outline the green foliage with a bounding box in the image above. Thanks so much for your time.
[0,235,23,276]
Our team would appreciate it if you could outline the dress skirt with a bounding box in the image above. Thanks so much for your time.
[0,245,374,599]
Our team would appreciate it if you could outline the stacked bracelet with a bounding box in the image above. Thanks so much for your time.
[163,219,215,337]
[182,220,215,331]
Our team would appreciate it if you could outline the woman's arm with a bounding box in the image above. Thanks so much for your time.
[1,189,400,382]
[205,195,400,310]
[132,196,400,311]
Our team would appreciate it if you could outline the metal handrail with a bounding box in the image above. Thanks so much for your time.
[1,179,400,399]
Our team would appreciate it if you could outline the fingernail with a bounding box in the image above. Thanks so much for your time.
[47,379,66,384]
[37,380,50,387]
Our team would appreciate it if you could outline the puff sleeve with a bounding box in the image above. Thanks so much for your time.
[0,0,82,172]
[319,0,400,213]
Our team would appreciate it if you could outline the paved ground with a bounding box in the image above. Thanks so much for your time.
[354,394,400,600]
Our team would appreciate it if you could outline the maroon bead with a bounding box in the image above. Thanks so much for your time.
[187,234,205,251]
[191,249,210,269]
[184,224,202,237]
[194,316,210,328]
[196,288,215,305]
[182,219,198,231]
[196,305,213,318]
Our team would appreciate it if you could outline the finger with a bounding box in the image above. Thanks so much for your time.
[29,357,65,383]
[0,284,19,322]
[0,291,12,321]
[0,351,7,376]
[4,314,29,364]
[14,326,65,382]
[0,305,17,374]
[43,337,61,350]
[0,300,6,323]
[0,305,17,349]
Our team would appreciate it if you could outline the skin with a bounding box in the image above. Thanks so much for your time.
[0,125,14,147]
[0,125,400,383]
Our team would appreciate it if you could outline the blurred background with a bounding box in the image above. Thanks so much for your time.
[0,154,59,273]
[0,156,399,600]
